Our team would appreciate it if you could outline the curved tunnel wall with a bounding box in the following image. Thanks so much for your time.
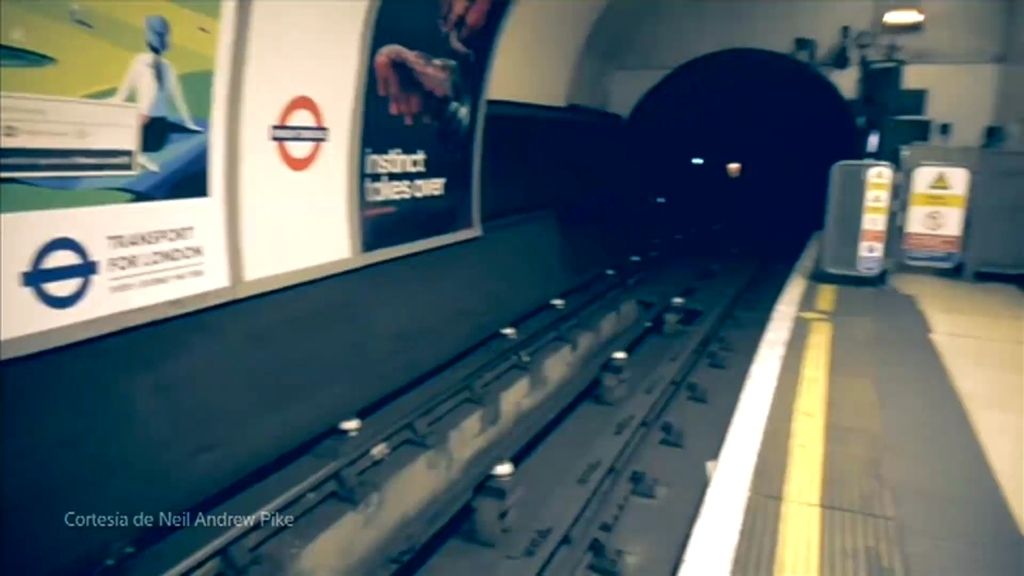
[625,48,861,252]
[487,0,611,106]
[494,0,1014,148]
[1,1,629,571]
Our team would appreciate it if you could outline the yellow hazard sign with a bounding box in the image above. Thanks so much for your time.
[904,165,971,269]
[929,171,951,190]
[909,193,966,208]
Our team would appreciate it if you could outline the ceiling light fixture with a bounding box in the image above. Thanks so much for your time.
[882,8,925,27]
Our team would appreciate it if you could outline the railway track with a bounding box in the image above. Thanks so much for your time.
[118,249,790,576]
[410,259,790,576]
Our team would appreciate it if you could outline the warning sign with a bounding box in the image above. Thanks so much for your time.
[856,166,893,274]
[902,165,971,268]
[929,171,951,191]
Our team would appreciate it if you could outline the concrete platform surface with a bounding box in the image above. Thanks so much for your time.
[733,272,1023,576]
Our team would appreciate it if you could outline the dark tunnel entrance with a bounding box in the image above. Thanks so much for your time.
[625,48,861,255]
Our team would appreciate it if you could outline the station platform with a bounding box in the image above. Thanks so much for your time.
[679,243,1023,576]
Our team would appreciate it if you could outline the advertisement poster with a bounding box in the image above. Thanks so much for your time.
[902,165,971,268]
[359,0,510,252]
[0,0,231,342]
[856,165,892,274]
[236,0,370,282]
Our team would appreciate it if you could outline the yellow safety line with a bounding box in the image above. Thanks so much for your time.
[813,284,837,313]
[773,284,835,576]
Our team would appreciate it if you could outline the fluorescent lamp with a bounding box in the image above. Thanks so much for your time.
[882,8,925,27]
[691,157,705,165]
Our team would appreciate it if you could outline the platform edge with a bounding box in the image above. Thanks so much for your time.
[675,234,819,576]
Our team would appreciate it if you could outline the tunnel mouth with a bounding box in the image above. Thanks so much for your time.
[624,48,861,255]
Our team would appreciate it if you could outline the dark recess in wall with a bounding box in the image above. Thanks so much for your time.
[626,48,861,255]
[482,100,629,273]
[0,104,627,575]
[483,100,624,222]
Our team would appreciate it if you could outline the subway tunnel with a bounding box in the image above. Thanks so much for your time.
[625,48,861,254]
[1,1,1022,575]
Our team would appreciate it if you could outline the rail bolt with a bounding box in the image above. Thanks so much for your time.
[338,418,363,437]
[491,460,516,479]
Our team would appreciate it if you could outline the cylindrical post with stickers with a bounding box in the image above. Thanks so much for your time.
[818,160,895,280]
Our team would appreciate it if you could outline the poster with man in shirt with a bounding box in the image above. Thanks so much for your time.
[360,0,510,252]
[0,0,232,343]
[0,0,217,212]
